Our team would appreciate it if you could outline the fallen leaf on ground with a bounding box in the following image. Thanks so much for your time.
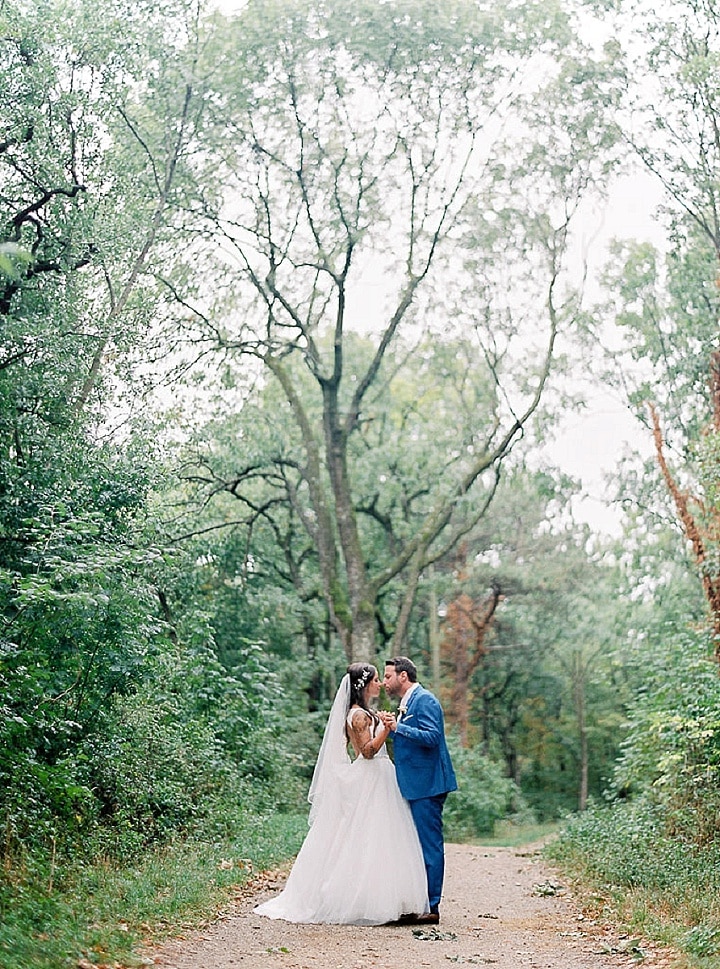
[412,928,458,942]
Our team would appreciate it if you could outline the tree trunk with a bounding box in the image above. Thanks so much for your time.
[324,384,376,661]
[572,650,589,811]
[266,358,357,655]
[390,548,425,656]
[446,593,474,746]
[649,402,720,656]
[442,585,503,746]
[428,566,442,697]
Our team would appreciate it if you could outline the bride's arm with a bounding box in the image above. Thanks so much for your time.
[347,709,390,759]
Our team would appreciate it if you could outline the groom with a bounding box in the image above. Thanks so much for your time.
[383,655,457,924]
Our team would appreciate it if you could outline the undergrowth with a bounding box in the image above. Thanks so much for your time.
[547,799,720,969]
[0,813,307,969]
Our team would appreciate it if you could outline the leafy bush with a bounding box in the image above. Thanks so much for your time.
[549,796,701,889]
[549,795,720,962]
[546,629,720,963]
[611,629,720,845]
[83,695,236,847]
[0,538,299,866]
[680,925,720,957]
[444,736,534,840]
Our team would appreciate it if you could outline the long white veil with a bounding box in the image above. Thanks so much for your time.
[307,673,351,824]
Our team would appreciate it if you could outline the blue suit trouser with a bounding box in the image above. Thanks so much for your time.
[408,793,448,913]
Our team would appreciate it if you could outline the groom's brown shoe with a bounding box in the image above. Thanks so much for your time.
[413,911,440,925]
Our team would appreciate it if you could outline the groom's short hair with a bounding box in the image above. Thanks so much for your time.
[386,655,417,682]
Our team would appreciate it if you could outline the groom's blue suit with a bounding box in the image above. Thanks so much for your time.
[392,684,457,913]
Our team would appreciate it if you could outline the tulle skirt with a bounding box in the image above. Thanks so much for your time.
[254,752,429,924]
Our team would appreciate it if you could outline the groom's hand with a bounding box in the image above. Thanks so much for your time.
[379,711,397,732]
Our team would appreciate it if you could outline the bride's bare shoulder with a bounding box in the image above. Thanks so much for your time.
[348,705,371,725]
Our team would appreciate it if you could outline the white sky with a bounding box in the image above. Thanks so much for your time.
[539,169,663,535]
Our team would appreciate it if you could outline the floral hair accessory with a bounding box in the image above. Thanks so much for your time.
[355,667,372,692]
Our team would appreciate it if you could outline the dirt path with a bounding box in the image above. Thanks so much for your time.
[149,843,675,969]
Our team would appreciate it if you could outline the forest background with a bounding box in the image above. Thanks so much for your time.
[3,0,720,966]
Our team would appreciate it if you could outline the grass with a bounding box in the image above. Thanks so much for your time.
[0,813,308,969]
[546,808,720,969]
[543,864,715,969]
[473,820,559,848]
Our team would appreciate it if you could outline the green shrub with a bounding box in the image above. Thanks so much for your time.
[549,796,706,889]
[610,630,720,846]
[83,693,239,846]
[680,925,720,957]
[444,737,534,840]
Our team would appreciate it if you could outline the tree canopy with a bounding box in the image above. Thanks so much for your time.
[169,0,623,660]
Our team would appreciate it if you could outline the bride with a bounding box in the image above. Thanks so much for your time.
[253,662,429,925]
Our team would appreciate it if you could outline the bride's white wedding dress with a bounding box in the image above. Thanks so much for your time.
[254,709,429,925]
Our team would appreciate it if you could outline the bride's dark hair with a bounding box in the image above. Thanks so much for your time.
[347,662,377,713]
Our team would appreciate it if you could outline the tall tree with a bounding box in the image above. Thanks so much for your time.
[181,0,620,660]
[0,0,222,716]
[594,0,720,655]
[0,0,268,860]
[1,0,215,418]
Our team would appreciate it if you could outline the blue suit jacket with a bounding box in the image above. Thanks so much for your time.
[392,685,457,801]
